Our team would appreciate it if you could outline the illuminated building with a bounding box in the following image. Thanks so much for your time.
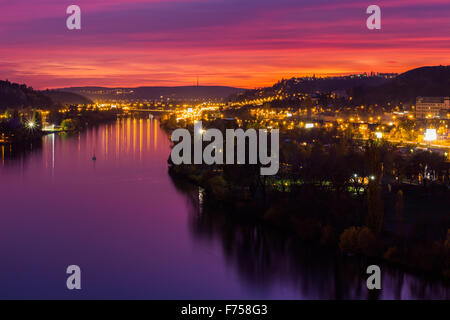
[415,97,450,119]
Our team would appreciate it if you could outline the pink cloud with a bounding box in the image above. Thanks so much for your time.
[0,0,449,88]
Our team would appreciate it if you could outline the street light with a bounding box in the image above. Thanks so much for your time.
[424,129,437,142]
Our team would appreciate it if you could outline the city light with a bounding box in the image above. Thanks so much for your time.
[27,121,35,129]
[305,123,314,129]
[424,129,437,142]
[375,132,383,139]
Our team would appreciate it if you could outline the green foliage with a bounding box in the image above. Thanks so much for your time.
[61,119,77,131]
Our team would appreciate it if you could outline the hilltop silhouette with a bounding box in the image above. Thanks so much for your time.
[351,66,450,105]
[0,80,53,109]
[0,80,92,109]
[55,86,246,102]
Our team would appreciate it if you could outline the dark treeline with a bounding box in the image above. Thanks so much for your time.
[0,79,93,109]
[228,66,450,109]
[0,79,115,145]
[162,117,450,279]
[351,66,450,106]
[46,105,119,131]
[0,106,120,147]
[0,80,53,109]
[171,178,450,299]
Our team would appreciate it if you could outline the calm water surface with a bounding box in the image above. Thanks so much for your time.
[0,118,448,299]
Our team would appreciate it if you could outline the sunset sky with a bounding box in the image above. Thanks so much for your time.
[1,0,449,89]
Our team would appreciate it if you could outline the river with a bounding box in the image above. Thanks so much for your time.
[0,118,448,299]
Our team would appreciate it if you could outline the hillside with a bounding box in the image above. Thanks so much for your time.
[351,66,450,105]
[42,90,93,105]
[229,76,388,103]
[0,80,53,110]
[56,86,246,102]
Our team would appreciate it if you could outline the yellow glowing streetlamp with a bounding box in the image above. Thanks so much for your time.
[424,129,437,142]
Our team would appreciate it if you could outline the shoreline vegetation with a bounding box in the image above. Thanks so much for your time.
[160,115,450,281]
[0,105,120,146]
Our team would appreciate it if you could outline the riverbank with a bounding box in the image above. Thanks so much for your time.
[1,107,121,146]
[47,107,120,132]
[162,116,450,281]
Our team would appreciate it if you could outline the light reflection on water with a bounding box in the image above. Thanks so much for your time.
[0,117,448,299]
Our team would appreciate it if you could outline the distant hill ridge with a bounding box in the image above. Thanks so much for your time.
[351,66,450,105]
[0,80,53,109]
[0,80,93,109]
[229,65,450,107]
[3,65,449,109]
[42,90,93,105]
[55,86,246,101]
[229,75,388,103]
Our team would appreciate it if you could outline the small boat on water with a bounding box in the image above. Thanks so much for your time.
[92,154,97,161]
